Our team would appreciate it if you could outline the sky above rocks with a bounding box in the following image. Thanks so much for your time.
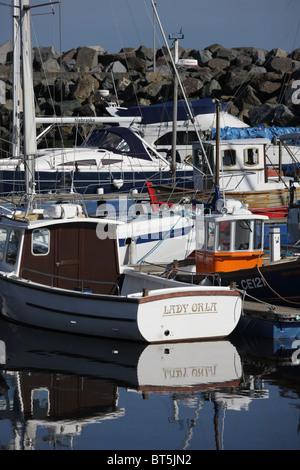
[0,0,299,54]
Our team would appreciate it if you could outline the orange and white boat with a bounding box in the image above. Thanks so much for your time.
[169,195,300,339]
[193,197,268,275]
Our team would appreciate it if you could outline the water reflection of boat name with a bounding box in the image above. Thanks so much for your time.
[163,365,217,379]
[240,277,266,290]
[163,303,217,315]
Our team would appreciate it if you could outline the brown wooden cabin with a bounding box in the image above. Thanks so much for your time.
[20,219,122,295]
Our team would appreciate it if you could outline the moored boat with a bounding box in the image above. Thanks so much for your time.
[166,195,300,339]
[0,203,242,342]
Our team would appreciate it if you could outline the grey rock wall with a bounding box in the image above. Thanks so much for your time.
[0,42,299,153]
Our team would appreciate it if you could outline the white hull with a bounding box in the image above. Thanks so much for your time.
[0,270,241,343]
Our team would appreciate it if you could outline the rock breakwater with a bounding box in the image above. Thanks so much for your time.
[0,41,299,154]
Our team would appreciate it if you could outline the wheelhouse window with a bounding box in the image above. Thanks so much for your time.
[235,220,251,251]
[206,222,215,251]
[217,221,231,251]
[244,147,259,166]
[6,229,21,265]
[195,219,205,250]
[32,228,50,255]
[253,220,263,250]
[222,149,236,166]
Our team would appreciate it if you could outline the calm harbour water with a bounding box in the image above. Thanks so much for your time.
[0,316,299,452]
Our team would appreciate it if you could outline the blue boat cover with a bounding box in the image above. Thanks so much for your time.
[114,98,229,124]
[83,126,152,160]
[212,125,300,143]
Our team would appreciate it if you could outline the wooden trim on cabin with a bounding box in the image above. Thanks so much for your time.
[138,289,240,304]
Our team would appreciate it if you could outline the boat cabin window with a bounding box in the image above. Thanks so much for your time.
[99,131,130,152]
[244,147,259,166]
[207,219,263,253]
[253,220,263,250]
[218,221,231,251]
[155,131,198,146]
[222,149,236,166]
[31,388,49,419]
[83,130,130,153]
[32,228,50,255]
[58,159,97,167]
[206,222,215,251]
[194,145,214,172]
[6,229,21,265]
[235,220,251,251]
[194,148,203,168]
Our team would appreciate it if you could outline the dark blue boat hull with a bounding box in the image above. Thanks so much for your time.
[218,258,300,308]
[0,168,193,196]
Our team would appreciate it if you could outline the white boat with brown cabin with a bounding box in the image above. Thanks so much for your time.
[0,202,242,343]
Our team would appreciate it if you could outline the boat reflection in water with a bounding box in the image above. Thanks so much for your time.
[0,317,299,450]
[0,315,244,450]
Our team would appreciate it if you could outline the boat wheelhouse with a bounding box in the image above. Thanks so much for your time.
[194,198,268,274]
[192,138,300,213]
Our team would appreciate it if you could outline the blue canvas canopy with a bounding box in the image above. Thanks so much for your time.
[212,125,300,143]
[83,126,152,160]
[114,98,229,125]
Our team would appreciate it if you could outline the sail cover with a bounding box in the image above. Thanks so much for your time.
[113,98,229,125]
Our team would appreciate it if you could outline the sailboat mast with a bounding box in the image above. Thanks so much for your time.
[12,0,21,158]
[20,0,36,197]
[215,99,220,187]
[171,36,179,183]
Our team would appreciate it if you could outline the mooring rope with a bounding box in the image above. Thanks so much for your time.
[256,264,300,305]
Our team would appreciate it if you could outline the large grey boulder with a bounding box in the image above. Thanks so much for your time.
[75,47,99,71]
[194,49,213,66]
[103,61,127,73]
[215,48,239,62]
[72,75,99,102]
[34,46,60,70]
[0,41,12,65]
[266,56,293,73]
[249,103,297,126]
[252,48,266,66]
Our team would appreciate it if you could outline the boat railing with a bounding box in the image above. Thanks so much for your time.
[20,267,121,295]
